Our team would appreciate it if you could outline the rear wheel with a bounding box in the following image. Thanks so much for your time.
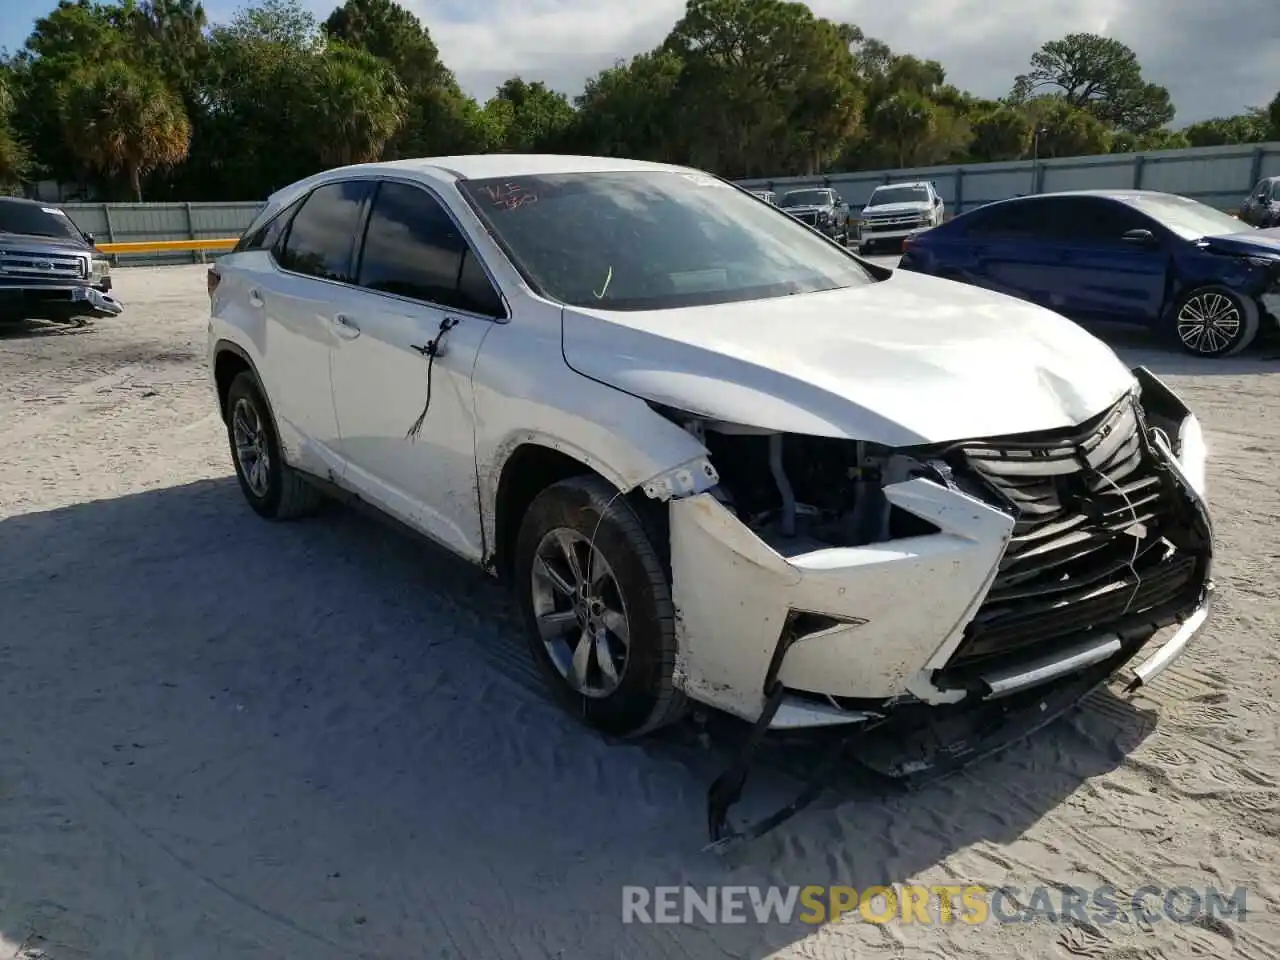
[1171,285,1259,358]
[513,475,685,738]
[224,371,325,520]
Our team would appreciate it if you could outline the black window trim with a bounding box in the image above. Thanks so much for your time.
[349,176,510,322]
[263,174,509,322]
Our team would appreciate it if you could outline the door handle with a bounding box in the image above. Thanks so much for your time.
[333,313,361,339]
[248,288,264,308]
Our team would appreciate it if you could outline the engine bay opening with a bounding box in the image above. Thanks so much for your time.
[659,409,944,554]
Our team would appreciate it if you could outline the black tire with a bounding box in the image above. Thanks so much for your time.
[1170,285,1259,358]
[513,475,686,738]
[224,371,325,520]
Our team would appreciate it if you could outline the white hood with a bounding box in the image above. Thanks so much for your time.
[863,201,930,215]
[561,271,1136,447]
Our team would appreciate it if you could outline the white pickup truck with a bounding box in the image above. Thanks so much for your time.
[856,181,945,253]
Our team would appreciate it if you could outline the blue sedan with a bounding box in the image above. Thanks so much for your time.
[897,189,1280,357]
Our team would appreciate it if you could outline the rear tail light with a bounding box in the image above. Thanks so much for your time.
[207,267,221,300]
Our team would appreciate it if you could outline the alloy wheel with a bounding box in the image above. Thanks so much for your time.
[529,527,631,698]
[1177,291,1242,355]
[231,397,271,498]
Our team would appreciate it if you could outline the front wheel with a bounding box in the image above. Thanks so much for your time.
[513,475,685,738]
[1171,285,1259,358]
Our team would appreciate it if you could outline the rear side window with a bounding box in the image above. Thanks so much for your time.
[356,181,504,317]
[962,200,1040,237]
[236,199,302,253]
[277,181,371,283]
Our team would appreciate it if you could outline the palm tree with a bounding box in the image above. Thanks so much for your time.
[307,43,404,167]
[59,60,191,201]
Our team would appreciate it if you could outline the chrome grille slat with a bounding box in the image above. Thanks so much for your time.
[0,249,86,281]
[945,395,1194,668]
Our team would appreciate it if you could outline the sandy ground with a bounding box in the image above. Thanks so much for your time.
[0,263,1277,960]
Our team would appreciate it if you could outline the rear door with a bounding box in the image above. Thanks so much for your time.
[255,179,373,479]
[958,198,1066,308]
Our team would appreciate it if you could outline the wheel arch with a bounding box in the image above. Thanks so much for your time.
[490,441,622,581]
[212,339,261,422]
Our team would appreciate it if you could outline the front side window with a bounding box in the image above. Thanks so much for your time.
[458,172,874,311]
[1118,193,1247,239]
[1270,181,1280,202]
[868,184,930,206]
[277,180,371,282]
[356,181,504,317]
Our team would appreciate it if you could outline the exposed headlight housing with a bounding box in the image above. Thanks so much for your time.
[89,258,111,283]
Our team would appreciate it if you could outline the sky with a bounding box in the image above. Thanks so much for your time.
[1,0,1276,126]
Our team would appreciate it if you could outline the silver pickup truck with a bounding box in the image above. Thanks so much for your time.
[0,197,122,327]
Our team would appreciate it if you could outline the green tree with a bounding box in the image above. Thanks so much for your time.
[323,0,492,157]
[7,0,133,184]
[0,66,29,190]
[307,42,405,166]
[485,78,575,152]
[58,59,191,200]
[1183,113,1268,147]
[1011,33,1173,134]
[969,105,1032,162]
[665,0,860,177]
[1022,95,1112,158]
[570,50,686,161]
[868,90,936,167]
[1266,90,1280,139]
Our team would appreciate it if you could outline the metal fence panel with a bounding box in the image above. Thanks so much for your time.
[58,201,265,265]
[738,141,1280,217]
[46,142,1279,258]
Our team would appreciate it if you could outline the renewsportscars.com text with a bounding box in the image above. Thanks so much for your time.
[622,884,1248,926]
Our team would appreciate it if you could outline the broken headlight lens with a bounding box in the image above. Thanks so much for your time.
[90,258,111,282]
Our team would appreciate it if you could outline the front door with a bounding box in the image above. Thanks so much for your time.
[330,179,506,563]
[1052,198,1169,325]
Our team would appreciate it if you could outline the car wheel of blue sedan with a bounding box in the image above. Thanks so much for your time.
[1172,285,1259,358]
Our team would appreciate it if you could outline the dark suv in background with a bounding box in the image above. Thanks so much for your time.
[777,187,851,244]
[0,197,122,326]
[1240,177,1280,227]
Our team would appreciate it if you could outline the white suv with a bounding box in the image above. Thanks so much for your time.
[856,180,945,253]
[207,154,1213,842]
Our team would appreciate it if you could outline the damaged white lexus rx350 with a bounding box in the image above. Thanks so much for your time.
[207,155,1213,843]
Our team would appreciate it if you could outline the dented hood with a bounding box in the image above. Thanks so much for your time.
[561,270,1136,447]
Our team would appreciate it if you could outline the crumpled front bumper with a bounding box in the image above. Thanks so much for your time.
[669,477,1017,725]
[668,379,1213,729]
[0,282,124,320]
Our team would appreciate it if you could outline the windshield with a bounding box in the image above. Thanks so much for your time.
[0,202,85,241]
[459,172,873,311]
[779,190,833,208]
[869,185,930,206]
[1119,194,1248,240]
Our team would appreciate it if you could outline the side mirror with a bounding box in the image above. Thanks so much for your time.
[83,231,95,245]
[1121,228,1157,246]
[934,196,942,206]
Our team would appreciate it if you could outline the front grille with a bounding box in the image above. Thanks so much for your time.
[0,248,86,281]
[861,214,927,232]
[946,396,1201,669]
[792,211,819,226]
